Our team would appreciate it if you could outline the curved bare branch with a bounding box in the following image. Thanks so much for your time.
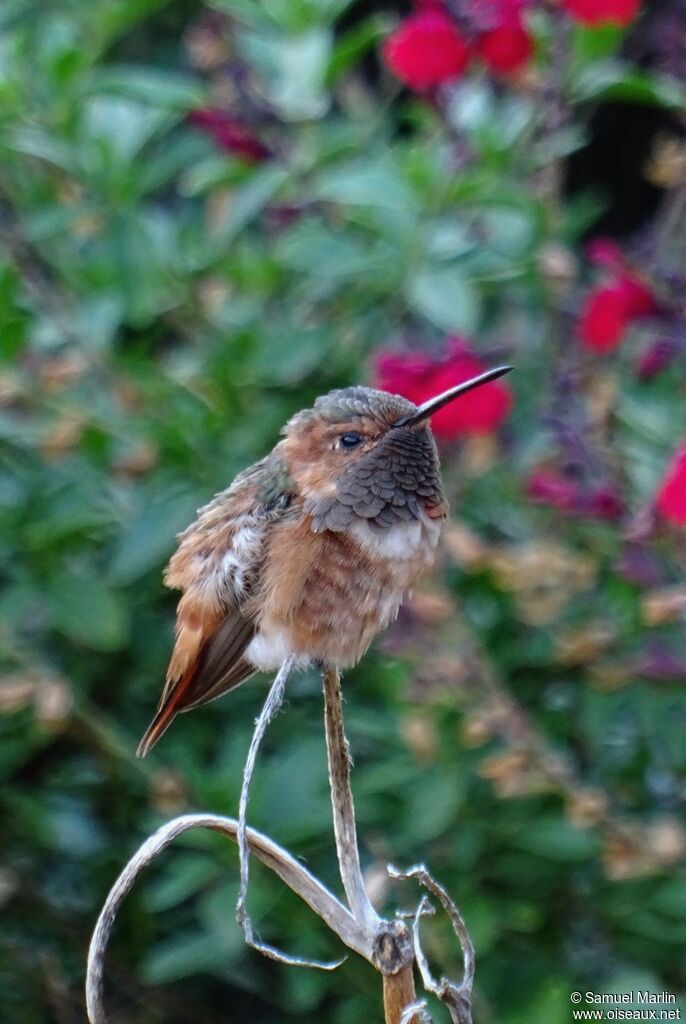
[86,813,375,1024]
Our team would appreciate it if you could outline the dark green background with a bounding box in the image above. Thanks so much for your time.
[1,2,685,1022]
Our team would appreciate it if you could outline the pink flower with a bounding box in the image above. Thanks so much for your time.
[382,11,471,90]
[476,20,534,74]
[655,440,686,526]
[373,339,512,439]
[187,110,271,162]
[561,0,641,27]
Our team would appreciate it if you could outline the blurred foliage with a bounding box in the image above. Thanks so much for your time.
[1,1,685,1022]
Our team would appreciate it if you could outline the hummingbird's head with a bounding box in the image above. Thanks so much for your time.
[280,366,512,532]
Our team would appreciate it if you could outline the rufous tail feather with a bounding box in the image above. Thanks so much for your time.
[136,664,196,758]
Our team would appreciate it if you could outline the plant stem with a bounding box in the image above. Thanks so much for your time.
[322,664,380,935]
[322,666,420,1023]
[383,964,419,1024]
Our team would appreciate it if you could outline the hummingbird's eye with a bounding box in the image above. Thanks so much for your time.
[338,431,363,450]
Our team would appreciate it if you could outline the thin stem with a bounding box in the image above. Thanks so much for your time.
[86,813,372,1024]
[322,665,381,935]
[321,667,418,1023]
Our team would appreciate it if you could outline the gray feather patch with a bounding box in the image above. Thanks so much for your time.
[306,426,444,532]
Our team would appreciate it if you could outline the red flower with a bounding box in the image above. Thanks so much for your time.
[476,20,534,74]
[382,11,471,90]
[526,469,580,512]
[578,285,630,353]
[655,440,686,526]
[373,339,512,439]
[187,110,271,162]
[578,273,656,354]
[561,0,640,27]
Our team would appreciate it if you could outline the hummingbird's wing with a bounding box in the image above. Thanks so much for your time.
[137,455,294,756]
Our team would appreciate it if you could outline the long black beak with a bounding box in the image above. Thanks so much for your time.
[393,365,513,429]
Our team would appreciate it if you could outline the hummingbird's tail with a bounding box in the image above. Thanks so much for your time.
[137,616,256,757]
[136,702,180,758]
[137,656,255,756]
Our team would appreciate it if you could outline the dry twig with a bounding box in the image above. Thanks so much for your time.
[322,665,381,936]
[389,865,475,1024]
[87,663,475,1024]
[85,814,369,1023]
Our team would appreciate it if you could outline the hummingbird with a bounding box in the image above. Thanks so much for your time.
[137,365,512,756]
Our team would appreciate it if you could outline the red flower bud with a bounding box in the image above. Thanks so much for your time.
[187,110,271,163]
[587,484,624,520]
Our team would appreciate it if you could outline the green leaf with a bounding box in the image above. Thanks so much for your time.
[81,96,174,163]
[326,16,388,85]
[571,23,624,63]
[570,61,686,108]
[404,768,465,841]
[238,27,332,120]
[406,265,480,334]
[7,128,75,173]
[49,574,130,652]
[211,165,289,243]
[179,155,243,197]
[212,0,353,32]
[142,931,231,984]
[146,854,219,912]
[94,0,176,46]
[252,326,329,385]
[88,66,206,109]
[275,220,394,280]
[513,818,601,862]
[316,159,416,211]
[651,879,686,920]
[424,219,476,261]
[109,489,200,584]
[477,206,536,258]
